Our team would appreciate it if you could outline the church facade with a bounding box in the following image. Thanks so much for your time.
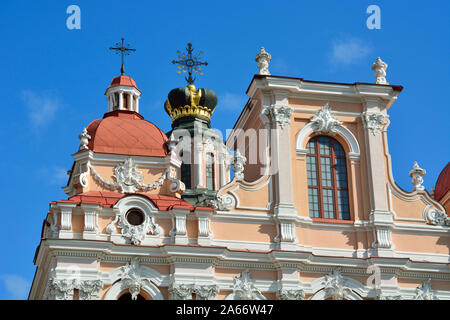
[29,46,450,300]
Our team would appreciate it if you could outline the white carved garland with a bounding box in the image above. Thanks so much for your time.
[88,157,176,193]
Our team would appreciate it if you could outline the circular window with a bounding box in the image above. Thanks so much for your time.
[126,209,145,226]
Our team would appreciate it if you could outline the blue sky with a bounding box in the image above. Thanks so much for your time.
[0,1,448,299]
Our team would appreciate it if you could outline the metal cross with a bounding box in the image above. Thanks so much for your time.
[172,43,208,85]
[109,37,136,75]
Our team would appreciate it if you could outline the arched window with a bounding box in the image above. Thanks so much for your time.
[306,136,350,220]
[180,151,191,189]
[206,153,215,190]
[118,292,146,300]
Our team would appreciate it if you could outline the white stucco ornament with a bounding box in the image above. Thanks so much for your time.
[362,112,388,135]
[89,158,168,193]
[427,209,450,226]
[262,104,293,129]
[231,270,264,300]
[208,194,234,211]
[310,103,342,135]
[277,289,305,300]
[323,270,351,300]
[78,128,91,150]
[120,259,150,300]
[255,47,271,75]
[414,279,438,300]
[409,161,426,191]
[232,150,247,182]
[372,57,388,84]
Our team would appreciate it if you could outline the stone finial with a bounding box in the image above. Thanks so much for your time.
[78,128,91,150]
[372,57,388,84]
[409,161,426,191]
[255,47,271,75]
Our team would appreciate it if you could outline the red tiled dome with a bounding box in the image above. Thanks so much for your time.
[86,110,168,157]
[106,75,140,92]
[435,162,450,201]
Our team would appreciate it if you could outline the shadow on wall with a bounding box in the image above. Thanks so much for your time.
[436,236,450,259]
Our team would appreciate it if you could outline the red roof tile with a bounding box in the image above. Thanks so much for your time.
[435,162,450,201]
[86,110,168,157]
[63,191,196,211]
[107,75,140,92]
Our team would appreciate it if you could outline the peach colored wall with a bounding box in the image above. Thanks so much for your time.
[155,217,172,237]
[228,184,271,212]
[214,268,276,280]
[391,193,428,221]
[396,278,449,290]
[297,227,358,249]
[215,268,242,278]
[211,221,275,242]
[300,272,324,282]
[392,233,449,254]
[186,220,198,238]
[289,98,363,115]
[72,215,84,233]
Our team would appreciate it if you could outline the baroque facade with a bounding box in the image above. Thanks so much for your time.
[29,48,450,300]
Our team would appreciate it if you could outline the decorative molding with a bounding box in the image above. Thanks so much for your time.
[362,112,388,135]
[208,194,234,211]
[229,270,265,300]
[277,289,305,300]
[119,259,151,300]
[274,221,296,243]
[47,278,77,300]
[255,47,271,75]
[47,278,102,300]
[409,161,426,192]
[372,227,393,249]
[169,282,194,300]
[262,104,293,129]
[194,285,219,300]
[309,103,342,135]
[107,196,162,245]
[322,270,352,300]
[375,289,402,300]
[78,280,103,300]
[372,57,389,85]
[169,283,219,300]
[232,150,247,182]
[414,279,438,300]
[427,209,450,226]
[89,158,167,193]
[117,212,161,245]
[295,121,361,160]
